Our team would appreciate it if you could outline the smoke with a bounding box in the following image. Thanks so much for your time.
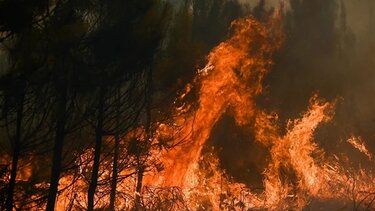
[196,0,375,190]
[262,0,375,162]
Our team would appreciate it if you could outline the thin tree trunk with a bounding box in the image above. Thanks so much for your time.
[109,134,119,211]
[87,87,105,211]
[109,89,121,211]
[46,81,67,211]
[5,91,24,211]
[135,67,152,210]
[134,166,144,210]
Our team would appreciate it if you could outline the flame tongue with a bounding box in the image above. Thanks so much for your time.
[148,15,284,190]
[259,95,336,208]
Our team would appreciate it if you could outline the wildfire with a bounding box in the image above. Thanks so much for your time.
[12,7,375,211]
[147,9,284,188]
[138,9,375,210]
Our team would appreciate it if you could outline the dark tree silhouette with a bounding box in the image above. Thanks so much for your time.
[83,1,171,210]
[45,1,88,209]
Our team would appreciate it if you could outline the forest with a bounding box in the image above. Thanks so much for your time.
[0,0,374,210]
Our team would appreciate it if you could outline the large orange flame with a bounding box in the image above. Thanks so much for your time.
[39,9,375,210]
[146,11,284,188]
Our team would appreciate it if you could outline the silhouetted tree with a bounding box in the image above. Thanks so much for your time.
[0,1,54,208]
[44,1,89,209]
[83,1,171,210]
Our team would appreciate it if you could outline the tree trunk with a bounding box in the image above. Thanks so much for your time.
[46,81,67,211]
[134,166,144,210]
[134,67,153,210]
[5,91,24,211]
[87,87,105,211]
[109,133,119,211]
[109,88,121,211]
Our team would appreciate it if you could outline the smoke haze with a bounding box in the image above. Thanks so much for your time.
[198,0,375,188]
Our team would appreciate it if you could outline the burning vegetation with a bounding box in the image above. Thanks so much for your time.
[0,0,375,210]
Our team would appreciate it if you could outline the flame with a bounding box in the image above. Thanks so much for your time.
[147,12,284,189]
[347,136,373,160]
[171,93,375,210]
[52,11,374,210]
[140,11,375,210]
[5,8,375,210]
[259,95,336,209]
